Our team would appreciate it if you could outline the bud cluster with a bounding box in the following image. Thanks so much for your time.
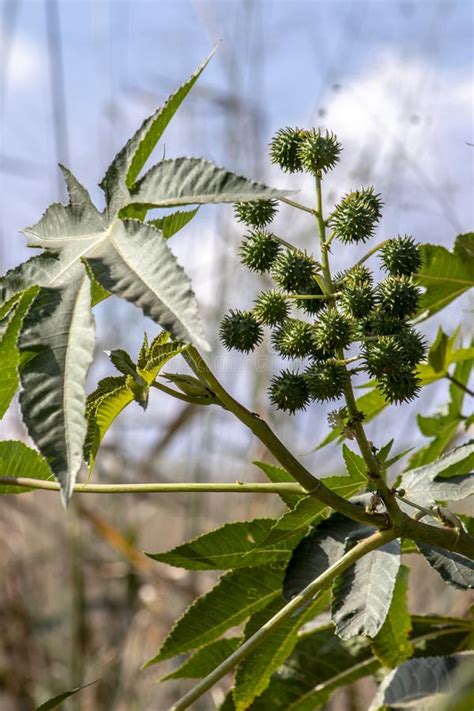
[220,126,425,412]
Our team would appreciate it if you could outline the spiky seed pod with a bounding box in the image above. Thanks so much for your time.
[357,309,407,339]
[330,187,383,244]
[312,308,353,354]
[272,319,314,358]
[345,264,374,286]
[395,327,426,366]
[297,129,342,175]
[339,281,375,319]
[304,362,346,401]
[234,199,278,228]
[253,290,289,326]
[378,366,421,404]
[239,231,281,273]
[219,310,263,352]
[377,275,420,319]
[293,278,326,315]
[380,235,422,277]
[272,250,319,293]
[269,127,305,173]
[362,336,404,379]
[269,369,309,414]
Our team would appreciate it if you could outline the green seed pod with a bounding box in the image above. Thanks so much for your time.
[395,327,426,366]
[378,366,421,404]
[234,199,278,228]
[304,361,346,401]
[357,309,406,339]
[269,369,309,413]
[253,290,289,326]
[380,235,421,276]
[272,319,314,358]
[331,187,383,244]
[312,308,353,354]
[339,281,375,319]
[294,278,326,315]
[345,264,374,286]
[239,230,281,272]
[272,249,319,293]
[377,275,420,319]
[269,127,305,173]
[297,129,342,175]
[362,336,404,379]
[219,310,263,352]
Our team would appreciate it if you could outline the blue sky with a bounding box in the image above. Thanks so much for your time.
[1,0,473,471]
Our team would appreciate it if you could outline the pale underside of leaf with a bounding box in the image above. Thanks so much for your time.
[130,157,292,208]
[332,538,401,640]
[85,219,210,350]
[417,543,474,590]
[400,443,474,505]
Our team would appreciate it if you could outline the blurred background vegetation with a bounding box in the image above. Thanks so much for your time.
[0,0,473,708]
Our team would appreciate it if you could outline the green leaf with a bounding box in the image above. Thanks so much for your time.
[107,348,137,376]
[149,207,200,239]
[332,536,400,639]
[0,441,52,494]
[144,565,284,666]
[417,233,474,320]
[417,544,474,590]
[85,332,183,470]
[253,461,304,509]
[0,287,38,418]
[368,653,474,711]
[161,638,241,681]
[146,518,299,571]
[371,565,413,667]
[161,372,215,399]
[263,457,367,546]
[401,443,474,505]
[101,50,216,216]
[130,157,291,209]
[283,513,364,601]
[36,680,98,710]
[233,592,331,710]
[85,219,209,350]
[428,327,449,373]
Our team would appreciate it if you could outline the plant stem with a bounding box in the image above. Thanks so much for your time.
[351,239,390,270]
[151,380,217,406]
[446,374,474,398]
[170,529,397,711]
[183,346,384,529]
[314,175,404,525]
[280,196,317,216]
[0,479,306,494]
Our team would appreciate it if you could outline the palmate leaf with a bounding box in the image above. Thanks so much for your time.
[222,615,473,711]
[146,518,300,571]
[368,653,474,711]
[416,233,474,321]
[0,287,38,418]
[253,461,304,509]
[144,564,284,666]
[233,592,331,711]
[331,535,401,640]
[371,565,413,668]
[417,543,474,590]
[0,440,52,494]
[100,49,217,217]
[400,443,474,505]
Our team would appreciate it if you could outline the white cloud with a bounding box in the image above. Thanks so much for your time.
[0,33,45,89]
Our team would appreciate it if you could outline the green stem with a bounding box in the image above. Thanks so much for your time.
[280,196,317,216]
[151,380,217,406]
[446,374,474,398]
[351,239,390,270]
[0,479,306,495]
[184,346,384,529]
[170,529,397,711]
[284,292,337,301]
